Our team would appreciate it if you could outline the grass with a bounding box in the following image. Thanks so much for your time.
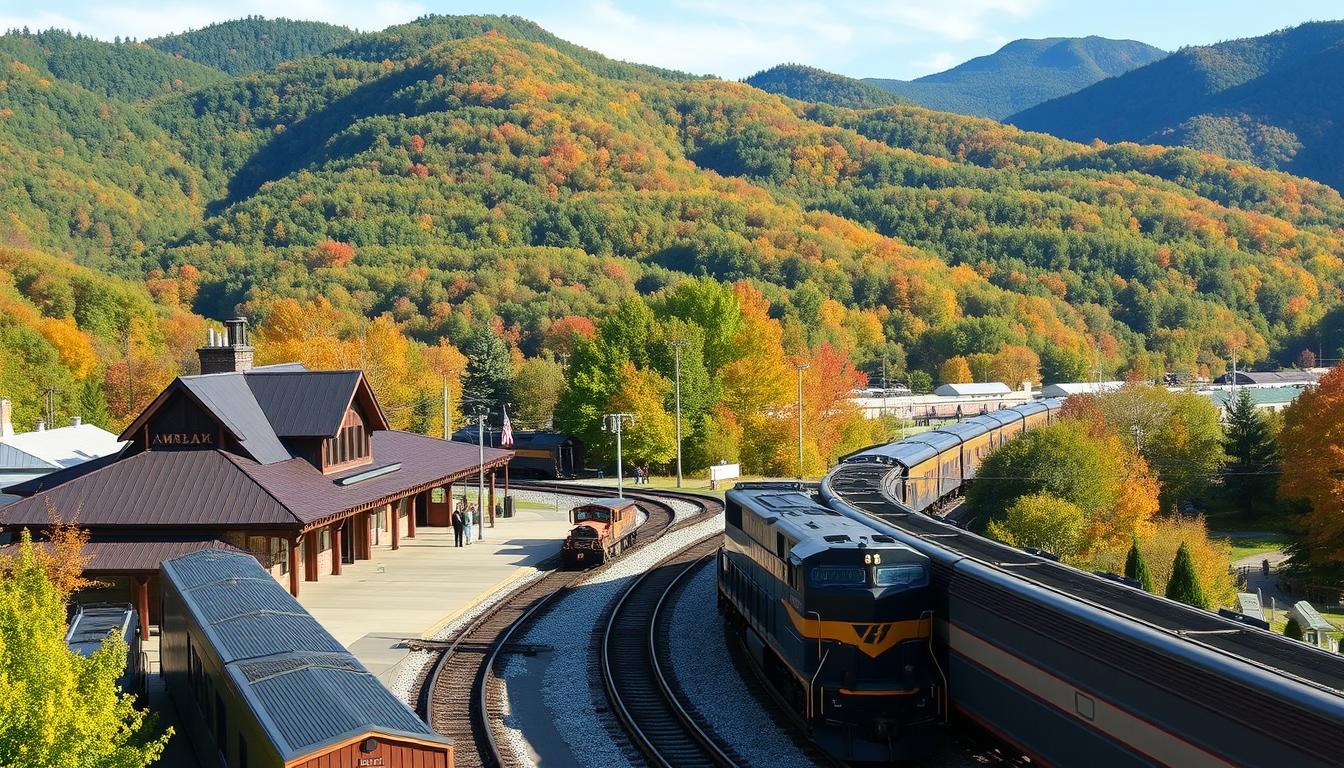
[1223,536,1286,562]
[552,474,806,499]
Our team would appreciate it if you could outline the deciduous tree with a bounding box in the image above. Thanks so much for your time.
[1279,364,1344,564]
[985,494,1087,561]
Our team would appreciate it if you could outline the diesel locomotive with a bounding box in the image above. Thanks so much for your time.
[822,398,1344,767]
[718,482,940,762]
[561,497,639,567]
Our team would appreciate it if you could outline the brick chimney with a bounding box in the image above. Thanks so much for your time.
[0,398,12,438]
[197,317,255,375]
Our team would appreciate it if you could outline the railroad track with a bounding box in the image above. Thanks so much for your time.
[602,535,737,768]
[414,483,722,768]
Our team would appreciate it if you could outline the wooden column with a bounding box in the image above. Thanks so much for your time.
[362,512,373,560]
[288,538,300,597]
[407,494,417,539]
[304,531,319,582]
[391,502,400,551]
[504,462,510,498]
[331,523,343,576]
[134,576,150,640]
[488,470,496,528]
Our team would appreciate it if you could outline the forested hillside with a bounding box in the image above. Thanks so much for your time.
[147,17,355,75]
[1,15,1342,474]
[746,64,907,109]
[1010,21,1344,190]
[864,37,1167,119]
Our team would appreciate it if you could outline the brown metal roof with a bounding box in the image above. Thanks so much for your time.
[245,370,363,437]
[0,537,242,574]
[237,430,513,528]
[0,450,298,529]
[2,432,512,533]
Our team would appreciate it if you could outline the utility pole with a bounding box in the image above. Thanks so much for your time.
[795,362,810,480]
[473,404,488,541]
[603,413,635,497]
[668,339,685,488]
[442,375,451,440]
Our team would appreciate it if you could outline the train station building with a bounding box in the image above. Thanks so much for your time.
[1,318,513,633]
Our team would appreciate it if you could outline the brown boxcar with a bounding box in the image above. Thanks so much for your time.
[561,497,639,568]
[159,549,453,768]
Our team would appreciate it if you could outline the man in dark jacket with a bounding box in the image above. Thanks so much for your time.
[452,504,465,547]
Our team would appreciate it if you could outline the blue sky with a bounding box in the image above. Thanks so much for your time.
[1,0,1340,80]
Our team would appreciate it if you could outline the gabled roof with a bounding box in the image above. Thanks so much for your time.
[245,370,373,437]
[1214,370,1319,386]
[179,374,292,464]
[0,424,125,470]
[161,550,451,761]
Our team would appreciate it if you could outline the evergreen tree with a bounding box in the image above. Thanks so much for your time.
[1165,542,1209,609]
[462,328,513,422]
[76,378,112,430]
[1123,536,1155,592]
[1284,617,1304,641]
[1222,389,1279,514]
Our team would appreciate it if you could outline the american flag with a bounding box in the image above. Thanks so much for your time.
[501,406,514,447]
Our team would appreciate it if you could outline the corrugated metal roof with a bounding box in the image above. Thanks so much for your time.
[0,451,298,528]
[180,375,291,464]
[162,550,450,760]
[1204,386,1306,408]
[2,451,123,497]
[66,603,134,656]
[0,443,57,470]
[246,371,361,438]
[1215,370,1319,386]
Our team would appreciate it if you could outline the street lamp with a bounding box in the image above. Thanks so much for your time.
[795,362,810,480]
[603,412,635,497]
[472,403,489,542]
[667,339,685,488]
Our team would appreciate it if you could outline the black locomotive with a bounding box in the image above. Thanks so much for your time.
[718,482,940,762]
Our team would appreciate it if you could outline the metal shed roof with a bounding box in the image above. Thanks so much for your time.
[178,375,292,464]
[162,550,451,760]
[908,430,963,452]
[934,382,1012,396]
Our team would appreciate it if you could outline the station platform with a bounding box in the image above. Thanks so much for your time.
[296,496,576,684]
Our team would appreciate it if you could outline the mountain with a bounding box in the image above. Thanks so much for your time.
[746,64,908,109]
[148,16,356,74]
[1008,21,1344,190]
[865,37,1168,119]
[3,15,1344,440]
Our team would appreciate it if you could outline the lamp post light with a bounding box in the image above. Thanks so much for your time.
[603,413,635,497]
[667,339,685,488]
[473,404,489,541]
[795,362,810,480]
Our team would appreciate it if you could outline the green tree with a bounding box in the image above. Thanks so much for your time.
[907,370,933,394]
[1165,542,1209,609]
[512,356,566,429]
[76,377,113,430]
[605,362,676,468]
[1222,389,1279,515]
[1284,617,1304,641]
[1098,386,1224,510]
[968,420,1119,528]
[985,493,1087,561]
[0,530,171,765]
[1124,536,1155,592]
[462,327,513,419]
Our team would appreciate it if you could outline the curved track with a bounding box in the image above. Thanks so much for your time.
[414,483,722,768]
[602,536,737,768]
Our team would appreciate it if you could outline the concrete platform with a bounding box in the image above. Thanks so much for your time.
[296,499,574,684]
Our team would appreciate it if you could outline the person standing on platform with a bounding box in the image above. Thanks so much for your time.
[464,503,475,545]
[452,505,465,548]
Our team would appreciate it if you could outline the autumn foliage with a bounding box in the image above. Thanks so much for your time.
[1279,364,1344,563]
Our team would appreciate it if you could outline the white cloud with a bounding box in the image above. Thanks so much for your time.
[0,0,429,40]
[911,51,959,75]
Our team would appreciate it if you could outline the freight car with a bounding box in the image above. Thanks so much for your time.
[821,401,1344,767]
[718,482,939,762]
[66,602,145,700]
[561,497,639,567]
[160,549,454,768]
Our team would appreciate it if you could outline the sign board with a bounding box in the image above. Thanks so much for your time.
[709,463,740,489]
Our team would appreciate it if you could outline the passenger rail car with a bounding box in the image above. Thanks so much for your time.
[820,401,1344,767]
[717,483,939,763]
[66,602,145,700]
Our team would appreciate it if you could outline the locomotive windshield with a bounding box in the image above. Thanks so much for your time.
[808,566,866,587]
[574,506,611,523]
[874,563,929,589]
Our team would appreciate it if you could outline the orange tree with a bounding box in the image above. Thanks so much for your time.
[1279,364,1344,568]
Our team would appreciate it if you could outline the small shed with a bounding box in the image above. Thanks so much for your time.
[1290,601,1337,651]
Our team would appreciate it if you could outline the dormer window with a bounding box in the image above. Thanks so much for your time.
[324,408,370,471]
